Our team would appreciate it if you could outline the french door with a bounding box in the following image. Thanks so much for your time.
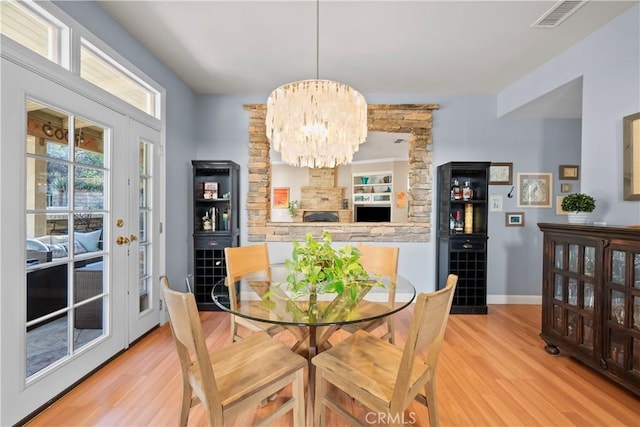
[0,58,161,424]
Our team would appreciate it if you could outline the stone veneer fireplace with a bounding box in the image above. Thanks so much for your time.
[244,104,439,242]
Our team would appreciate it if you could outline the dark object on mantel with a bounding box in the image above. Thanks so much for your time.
[537,222,640,397]
[303,212,339,222]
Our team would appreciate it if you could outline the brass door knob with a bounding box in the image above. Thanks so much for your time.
[129,234,138,242]
[116,236,130,245]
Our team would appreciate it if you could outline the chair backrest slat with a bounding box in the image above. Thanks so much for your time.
[160,276,222,409]
[391,274,457,408]
[356,243,399,282]
[357,243,399,307]
[224,244,271,310]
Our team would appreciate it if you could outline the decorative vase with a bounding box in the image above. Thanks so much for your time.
[567,212,589,224]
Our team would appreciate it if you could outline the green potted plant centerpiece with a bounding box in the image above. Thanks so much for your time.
[561,193,596,224]
[277,231,381,322]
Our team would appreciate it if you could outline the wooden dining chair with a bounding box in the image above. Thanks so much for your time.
[311,274,458,427]
[224,244,307,349]
[340,243,399,343]
[160,276,307,427]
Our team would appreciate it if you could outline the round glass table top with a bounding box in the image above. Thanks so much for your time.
[211,264,416,327]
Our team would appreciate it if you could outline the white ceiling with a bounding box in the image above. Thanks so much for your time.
[97,0,636,102]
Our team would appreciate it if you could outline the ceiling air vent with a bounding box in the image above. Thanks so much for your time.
[531,0,589,28]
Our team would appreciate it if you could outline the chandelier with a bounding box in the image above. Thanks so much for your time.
[265,1,367,168]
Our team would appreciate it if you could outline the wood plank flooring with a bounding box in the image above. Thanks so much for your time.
[27,305,640,426]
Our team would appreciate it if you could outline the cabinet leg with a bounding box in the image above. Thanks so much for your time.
[544,344,560,355]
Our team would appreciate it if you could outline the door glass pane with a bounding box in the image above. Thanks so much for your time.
[610,331,625,365]
[553,305,563,332]
[568,278,578,305]
[73,256,105,337]
[567,312,577,339]
[582,319,594,349]
[74,166,105,210]
[612,290,625,326]
[568,244,578,273]
[634,296,640,331]
[612,250,626,284]
[584,246,595,276]
[554,244,563,269]
[26,314,69,377]
[584,282,594,311]
[138,141,152,313]
[554,274,563,300]
[633,338,640,374]
[25,101,108,379]
[634,254,640,288]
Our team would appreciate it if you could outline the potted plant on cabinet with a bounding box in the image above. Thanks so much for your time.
[561,193,596,224]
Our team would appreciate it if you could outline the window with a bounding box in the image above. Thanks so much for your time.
[1,1,161,119]
[81,40,159,117]
[0,0,67,65]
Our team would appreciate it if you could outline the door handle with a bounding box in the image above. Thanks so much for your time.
[129,234,138,242]
[116,236,130,245]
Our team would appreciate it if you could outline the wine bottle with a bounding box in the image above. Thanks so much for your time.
[451,179,461,200]
[453,209,464,233]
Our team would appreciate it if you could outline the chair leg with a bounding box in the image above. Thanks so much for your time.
[314,370,327,427]
[229,316,238,344]
[292,369,306,427]
[424,378,439,427]
[179,383,192,427]
[387,317,396,344]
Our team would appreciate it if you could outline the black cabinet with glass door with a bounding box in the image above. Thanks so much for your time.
[436,161,490,314]
[191,160,240,311]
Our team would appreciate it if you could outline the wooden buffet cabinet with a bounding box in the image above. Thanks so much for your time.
[538,223,640,396]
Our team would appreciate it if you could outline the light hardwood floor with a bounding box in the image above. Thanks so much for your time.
[27,305,639,426]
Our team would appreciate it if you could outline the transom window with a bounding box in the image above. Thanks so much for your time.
[1,0,160,118]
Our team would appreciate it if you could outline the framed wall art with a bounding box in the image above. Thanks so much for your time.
[623,112,640,200]
[517,173,552,208]
[505,212,525,227]
[559,164,579,180]
[560,183,572,193]
[489,162,513,185]
[273,187,289,208]
[489,195,503,212]
[555,196,568,215]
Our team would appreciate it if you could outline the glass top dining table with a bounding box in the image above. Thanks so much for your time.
[210,263,416,328]
[211,263,415,421]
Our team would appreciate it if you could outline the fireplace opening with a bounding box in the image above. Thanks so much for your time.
[303,211,339,222]
[354,206,391,222]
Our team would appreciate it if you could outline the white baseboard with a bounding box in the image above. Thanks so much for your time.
[487,295,542,305]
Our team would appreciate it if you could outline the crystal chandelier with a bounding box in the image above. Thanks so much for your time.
[265,1,367,168]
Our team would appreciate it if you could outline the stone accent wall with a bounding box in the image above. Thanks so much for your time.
[243,103,439,242]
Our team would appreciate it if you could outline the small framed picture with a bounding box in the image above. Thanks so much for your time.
[203,181,218,199]
[505,212,525,227]
[517,173,552,208]
[556,196,568,216]
[560,183,572,193]
[489,162,513,185]
[273,187,289,208]
[559,165,579,180]
[489,195,503,212]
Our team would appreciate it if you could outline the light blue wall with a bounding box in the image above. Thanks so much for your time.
[195,93,581,296]
[54,1,199,288]
[499,4,640,226]
[54,2,637,298]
